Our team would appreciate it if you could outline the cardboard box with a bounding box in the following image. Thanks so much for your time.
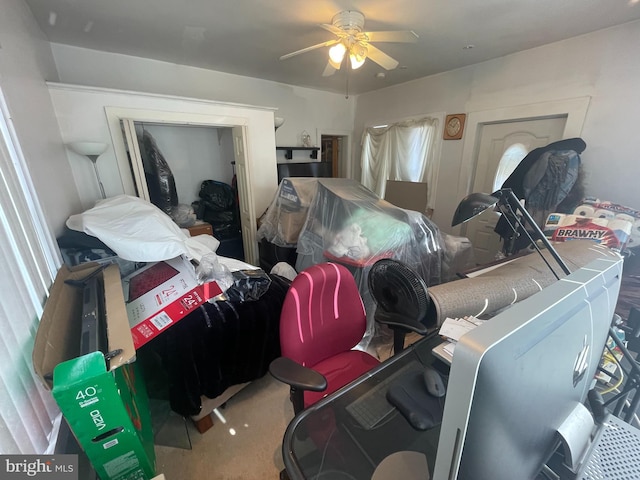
[279,208,308,244]
[186,221,213,237]
[278,178,316,208]
[33,263,156,480]
[121,256,223,349]
[384,180,429,214]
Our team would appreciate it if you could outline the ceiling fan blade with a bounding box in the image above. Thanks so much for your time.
[280,39,339,61]
[366,44,399,70]
[319,23,345,36]
[322,60,339,77]
[363,30,419,43]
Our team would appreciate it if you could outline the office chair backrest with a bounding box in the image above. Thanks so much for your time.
[280,262,366,369]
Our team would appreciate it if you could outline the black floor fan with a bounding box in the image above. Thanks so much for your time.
[368,259,432,355]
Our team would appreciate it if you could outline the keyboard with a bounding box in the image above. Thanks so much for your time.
[346,360,424,430]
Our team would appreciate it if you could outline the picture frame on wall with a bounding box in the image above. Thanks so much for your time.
[443,114,466,140]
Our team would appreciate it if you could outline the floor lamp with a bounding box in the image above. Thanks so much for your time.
[451,187,571,279]
[67,141,108,199]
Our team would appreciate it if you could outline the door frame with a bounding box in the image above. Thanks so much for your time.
[317,129,351,178]
[320,135,341,177]
[104,106,258,263]
[455,97,591,235]
[463,117,568,263]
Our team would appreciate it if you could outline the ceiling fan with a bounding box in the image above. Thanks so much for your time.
[280,11,419,77]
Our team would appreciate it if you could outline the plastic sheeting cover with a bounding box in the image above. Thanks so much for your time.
[257,178,447,348]
[258,178,444,287]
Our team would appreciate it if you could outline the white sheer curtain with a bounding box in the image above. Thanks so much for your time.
[0,87,62,454]
[361,116,439,210]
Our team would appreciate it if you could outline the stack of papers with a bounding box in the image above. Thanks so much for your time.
[432,316,485,364]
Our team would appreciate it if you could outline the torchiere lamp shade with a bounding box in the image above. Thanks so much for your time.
[451,192,500,227]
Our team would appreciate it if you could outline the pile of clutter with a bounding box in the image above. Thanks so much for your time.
[544,198,640,252]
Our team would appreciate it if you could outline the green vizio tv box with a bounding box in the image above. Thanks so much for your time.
[33,263,156,480]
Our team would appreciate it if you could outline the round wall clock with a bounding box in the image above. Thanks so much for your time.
[443,114,466,140]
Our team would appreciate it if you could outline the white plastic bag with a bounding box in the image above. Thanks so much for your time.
[195,253,235,297]
[66,195,220,262]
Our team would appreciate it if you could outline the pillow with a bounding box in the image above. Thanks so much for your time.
[66,195,219,262]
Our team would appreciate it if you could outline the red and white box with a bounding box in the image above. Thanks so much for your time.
[122,255,223,349]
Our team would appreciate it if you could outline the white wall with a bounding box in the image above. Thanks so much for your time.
[48,83,275,210]
[0,0,81,237]
[50,44,356,154]
[355,20,640,234]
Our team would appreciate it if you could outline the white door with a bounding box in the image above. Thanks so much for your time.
[232,126,258,265]
[464,117,567,265]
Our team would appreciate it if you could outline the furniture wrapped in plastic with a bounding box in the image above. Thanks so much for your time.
[257,178,446,345]
[440,232,475,283]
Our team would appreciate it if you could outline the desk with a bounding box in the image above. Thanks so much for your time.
[282,334,445,479]
[282,334,640,480]
[283,335,640,480]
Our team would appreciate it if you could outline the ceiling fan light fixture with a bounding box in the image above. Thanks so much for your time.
[329,42,347,63]
[328,57,342,70]
[350,53,366,69]
[350,44,367,69]
[280,10,415,81]
[332,10,365,32]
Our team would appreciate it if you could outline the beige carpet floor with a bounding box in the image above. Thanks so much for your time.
[153,329,408,480]
[155,373,292,480]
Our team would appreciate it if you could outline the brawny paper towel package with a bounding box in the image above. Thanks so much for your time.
[544,213,632,251]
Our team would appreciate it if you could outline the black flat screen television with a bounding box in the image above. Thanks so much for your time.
[277,162,332,184]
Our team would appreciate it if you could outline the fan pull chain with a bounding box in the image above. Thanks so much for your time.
[345,62,350,99]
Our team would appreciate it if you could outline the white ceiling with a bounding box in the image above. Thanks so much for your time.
[25,0,640,96]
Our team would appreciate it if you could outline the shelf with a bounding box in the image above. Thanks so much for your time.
[276,146,320,160]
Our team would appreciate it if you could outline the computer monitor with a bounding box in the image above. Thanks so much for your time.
[432,255,623,480]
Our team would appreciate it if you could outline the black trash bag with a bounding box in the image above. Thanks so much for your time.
[198,180,235,211]
[193,179,241,239]
[199,209,235,225]
[138,130,178,215]
[224,269,272,303]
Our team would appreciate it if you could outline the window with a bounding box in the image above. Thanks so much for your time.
[493,143,529,192]
[360,116,439,210]
[0,87,62,454]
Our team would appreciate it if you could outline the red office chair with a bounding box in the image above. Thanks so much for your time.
[269,262,380,414]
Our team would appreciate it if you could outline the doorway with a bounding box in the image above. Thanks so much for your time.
[320,132,350,177]
[456,97,591,265]
[321,135,344,177]
[127,122,244,260]
[106,107,257,263]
